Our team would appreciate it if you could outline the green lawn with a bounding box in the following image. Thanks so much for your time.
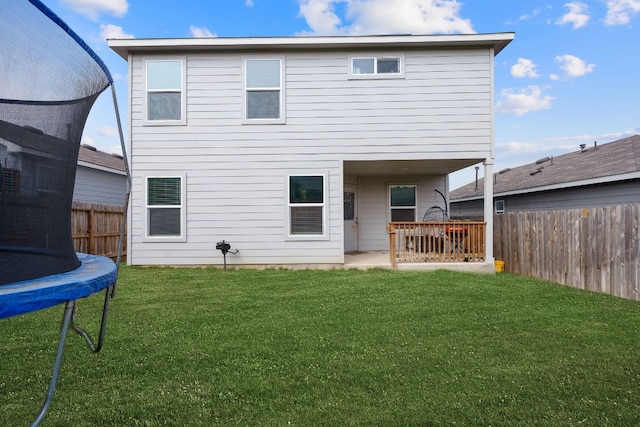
[2,267,640,426]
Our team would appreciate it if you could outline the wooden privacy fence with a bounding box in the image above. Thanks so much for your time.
[388,221,486,268]
[494,204,639,300]
[72,202,126,261]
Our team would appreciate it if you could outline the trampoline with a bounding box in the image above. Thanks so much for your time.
[0,0,129,425]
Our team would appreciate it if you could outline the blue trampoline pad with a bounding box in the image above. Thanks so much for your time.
[0,253,117,319]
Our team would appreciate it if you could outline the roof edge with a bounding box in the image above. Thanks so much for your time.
[108,32,515,60]
[451,170,640,202]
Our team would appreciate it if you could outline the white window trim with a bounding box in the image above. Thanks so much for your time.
[242,56,286,124]
[144,173,187,242]
[143,57,187,126]
[495,200,505,214]
[348,53,405,79]
[285,173,329,240]
[389,184,417,222]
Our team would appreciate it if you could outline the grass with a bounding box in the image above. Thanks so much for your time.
[1,267,640,426]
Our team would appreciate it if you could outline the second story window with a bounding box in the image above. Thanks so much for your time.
[145,58,186,125]
[350,55,403,78]
[244,58,284,122]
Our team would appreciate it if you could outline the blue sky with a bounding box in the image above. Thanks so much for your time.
[50,0,639,189]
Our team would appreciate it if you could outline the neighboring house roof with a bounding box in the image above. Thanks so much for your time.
[451,135,640,202]
[108,32,514,58]
[78,144,126,175]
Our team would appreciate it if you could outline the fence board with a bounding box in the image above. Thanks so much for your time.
[72,202,126,261]
[494,204,640,301]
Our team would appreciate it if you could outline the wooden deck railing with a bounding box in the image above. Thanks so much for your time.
[387,221,486,268]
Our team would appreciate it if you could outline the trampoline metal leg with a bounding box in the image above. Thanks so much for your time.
[71,286,113,353]
[30,300,75,427]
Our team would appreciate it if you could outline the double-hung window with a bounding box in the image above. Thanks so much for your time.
[389,185,417,222]
[288,175,325,237]
[145,58,185,124]
[350,55,404,79]
[146,176,185,240]
[244,58,284,122]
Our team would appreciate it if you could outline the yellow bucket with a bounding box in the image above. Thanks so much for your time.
[494,260,505,273]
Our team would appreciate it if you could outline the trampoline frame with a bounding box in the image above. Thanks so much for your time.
[0,253,118,426]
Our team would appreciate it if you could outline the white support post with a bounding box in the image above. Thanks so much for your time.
[483,160,495,264]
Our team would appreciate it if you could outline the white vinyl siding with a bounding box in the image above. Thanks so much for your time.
[73,167,127,205]
[126,47,494,265]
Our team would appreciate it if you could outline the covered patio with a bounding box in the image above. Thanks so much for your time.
[343,158,496,274]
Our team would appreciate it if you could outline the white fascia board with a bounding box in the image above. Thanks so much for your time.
[108,32,514,60]
[452,170,640,202]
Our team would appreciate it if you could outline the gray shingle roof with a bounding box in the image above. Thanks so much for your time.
[78,145,126,172]
[451,135,640,201]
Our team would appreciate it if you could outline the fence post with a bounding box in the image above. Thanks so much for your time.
[88,209,95,255]
[387,223,397,270]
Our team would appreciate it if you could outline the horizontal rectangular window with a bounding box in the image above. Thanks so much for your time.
[349,54,405,79]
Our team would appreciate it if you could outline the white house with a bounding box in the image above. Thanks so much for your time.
[108,33,513,269]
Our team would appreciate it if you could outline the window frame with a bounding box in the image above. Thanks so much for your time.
[495,200,505,214]
[286,173,328,240]
[389,184,417,222]
[349,53,405,79]
[242,56,286,124]
[144,57,186,126]
[144,174,187,242]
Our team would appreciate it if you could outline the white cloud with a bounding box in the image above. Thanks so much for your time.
[298,0,474,35]
[604,0,640,25]
[190,26,216,38]
[496,86,554,116]
[496,141,541,154]
[100,24,133,40]
[98,125,119,138]
[511,58,540,78]
[245,0,255,6]
[106,144,124,156]
[61,0,128,21]
[516,8,540,22]
[81,136,95,146]
[556,54,594,77]
[556,2,590,29]
[298,0,347,35]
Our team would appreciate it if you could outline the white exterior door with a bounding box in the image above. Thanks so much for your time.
[344,185,358,252]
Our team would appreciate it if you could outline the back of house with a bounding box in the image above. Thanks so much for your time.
[109,33,513,268]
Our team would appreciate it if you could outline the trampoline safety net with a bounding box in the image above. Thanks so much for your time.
[0,0,112,285]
